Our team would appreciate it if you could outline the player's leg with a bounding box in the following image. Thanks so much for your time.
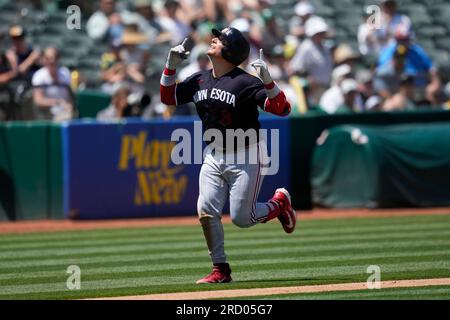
[196,154,232,284]
[226,143,280,227]
[227,143,297,232]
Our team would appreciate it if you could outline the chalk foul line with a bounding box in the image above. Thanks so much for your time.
[91,278,450,300]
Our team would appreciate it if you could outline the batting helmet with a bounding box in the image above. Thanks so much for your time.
[211,27,250,66]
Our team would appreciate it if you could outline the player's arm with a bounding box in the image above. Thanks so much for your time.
[160,39,190,106]
[251,49,291,116]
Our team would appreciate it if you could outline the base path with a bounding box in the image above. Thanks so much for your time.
[92,278,450,300]
[1,208,450,234]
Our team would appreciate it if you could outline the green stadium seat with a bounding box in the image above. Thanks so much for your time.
[434,36,450,52]
[75,89,111,118]
[77,57,102,70]
[0,12,21,25]
[416,38,436,54]
[32,35,65,48]
[78,68,102,89]
[88,43,110,57]
[46,11,68,25]
[416,25,447,38]
[429,49,450,68]
[59,57,78,70]
[409,13,433,25]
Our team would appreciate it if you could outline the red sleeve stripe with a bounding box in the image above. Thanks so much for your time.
[264,89,290,116]
[265,82,281,99]
[160,73,176,87]
[160,67,177,105]
[264,81,275,90]
[164,68,176,75]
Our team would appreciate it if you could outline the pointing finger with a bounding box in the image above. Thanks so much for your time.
[260,48,264,61]
[181,38,189,48]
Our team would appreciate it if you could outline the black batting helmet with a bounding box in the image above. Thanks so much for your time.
[211,27,250,66]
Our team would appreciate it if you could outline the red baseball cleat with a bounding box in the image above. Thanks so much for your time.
[273,188,297,234]
[196,263,232,284]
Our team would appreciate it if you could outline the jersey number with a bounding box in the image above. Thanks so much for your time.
[220,110,232,127]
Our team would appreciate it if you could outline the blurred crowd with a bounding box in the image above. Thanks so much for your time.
[1,0,450,122]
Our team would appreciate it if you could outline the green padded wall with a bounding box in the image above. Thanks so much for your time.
[1,122,48,220]
[0,121,64,221]
[311,123,450,208]
[290,109,450,209]
[0,124,16,220]
[48,123,64,219]
[76,90,111,118]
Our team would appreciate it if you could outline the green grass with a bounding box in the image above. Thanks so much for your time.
[0,214,449,299]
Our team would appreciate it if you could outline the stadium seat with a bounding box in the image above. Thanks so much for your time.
[415,25,447,38]
[416,38,436,54]
[429,49,450,68]
[32,35,65,49]
[77,57,102,70]
[434,36,450,52]
[78,68,102,89]
[46,11,68,25]
[2,0,448,95]
[59,57,79,70]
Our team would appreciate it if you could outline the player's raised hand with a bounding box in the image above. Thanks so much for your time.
[250,49,273,85]
[166,38,191,70]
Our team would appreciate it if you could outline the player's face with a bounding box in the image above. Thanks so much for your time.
[207,37,224,58]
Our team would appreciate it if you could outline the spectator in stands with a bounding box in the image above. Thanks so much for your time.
[0,51,17,86]
[374,43,406,99]
[119,28,149,87]
[100,40,126,94]
[377,28,441,103]
[382,74,416,111]
[32,47,74,121]
[356,69,375,105]
[289,1,315,41]
[320,64,353,114]
[230,17,259,63]
[202,0,235,24]
[320,65,364,114]
[251,44,299,114]
[358,9,382,56]
[87,0,124,43]
[365,95,383,112]
[265,44,290,83]
[132,0,163,34]
[6,25,41,83]
[258,9,285,54]
[335,79,360,114]
[125,0,170,46]
[289,16,333,105]
[444,83,450,110]
[97,84,130,120]
[157,0,192,46]
[334,44,360,68]
[377,0,413,50]
[100,25,150,96]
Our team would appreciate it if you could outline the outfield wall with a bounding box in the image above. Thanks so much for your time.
[0,121,63,221]
[61,116,291,219]
[290,110,450,209]
[1,109,450,220]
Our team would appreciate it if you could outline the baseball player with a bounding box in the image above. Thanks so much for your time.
[160,27,297,284]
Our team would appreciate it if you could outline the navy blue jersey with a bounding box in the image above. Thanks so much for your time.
[175,67,267,136]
